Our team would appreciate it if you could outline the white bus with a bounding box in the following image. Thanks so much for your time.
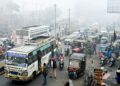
[16,25,50,45]
[4,37,57,81]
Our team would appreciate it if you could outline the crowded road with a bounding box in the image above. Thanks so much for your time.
[0,55,84,86]
[0,41,120,86]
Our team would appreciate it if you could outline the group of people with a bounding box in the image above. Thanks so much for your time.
[99,46,117,67]
[42,57,57,85]
[41,51,65,85]
[85,41,97,56]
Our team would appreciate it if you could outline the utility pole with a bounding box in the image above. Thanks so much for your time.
[68,8,70,35]
[54,4,57,38]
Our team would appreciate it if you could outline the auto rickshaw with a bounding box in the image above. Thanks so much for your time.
[68,53,86,80]
[71,39,87,53]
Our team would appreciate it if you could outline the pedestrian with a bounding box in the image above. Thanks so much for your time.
[116,66,120,83]
[66,48,69,56]
[49,58,53,78]
[42,63,48,85]
[116,66,120,77]
[64,82,69,86]
[53,59,57,78]
[93,43,96,54]
[100,52,103,60]
[88,48,92,57]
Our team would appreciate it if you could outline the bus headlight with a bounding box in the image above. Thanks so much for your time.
[4,68,8,74]
[21,70,28,76]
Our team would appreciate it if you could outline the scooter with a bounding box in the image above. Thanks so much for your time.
[100,58,107,66]
[59,58,64,70]
[108,58,116,67]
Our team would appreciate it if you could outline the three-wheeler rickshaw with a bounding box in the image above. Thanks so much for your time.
[71,39,87,53]
[68,53,86,80]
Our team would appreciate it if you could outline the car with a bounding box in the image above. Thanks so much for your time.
[64,38,73,45]
[100,37,108,44]
[113,40,120,47]
[99,43,110,52]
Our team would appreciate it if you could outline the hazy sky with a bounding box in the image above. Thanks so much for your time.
[13,0,120,25]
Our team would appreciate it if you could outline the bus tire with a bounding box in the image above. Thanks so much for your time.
[32,71,36,80]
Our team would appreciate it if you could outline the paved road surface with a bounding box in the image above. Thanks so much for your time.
[1,43,120,86]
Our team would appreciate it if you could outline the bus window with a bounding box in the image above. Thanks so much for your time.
[41,50,45,57]
[45,46,51,54]
[51,44,54,50]
[28,53,37,65]
[32,55,37,61]
[48,46,51,52]
[37,50,41,58]
[28,56,32,65]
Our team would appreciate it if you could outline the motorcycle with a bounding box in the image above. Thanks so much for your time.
[100,57,107,66]
[59,58,64,70]
[108,57,116,67]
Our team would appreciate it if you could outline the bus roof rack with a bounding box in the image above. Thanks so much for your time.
[25,37,55,46]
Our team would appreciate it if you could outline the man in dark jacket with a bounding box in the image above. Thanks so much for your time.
[53,59,57,78]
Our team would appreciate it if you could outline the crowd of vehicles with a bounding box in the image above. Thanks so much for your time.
[0,27,120,85]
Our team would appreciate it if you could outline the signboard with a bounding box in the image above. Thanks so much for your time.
[107,0,120,13]
[6,52,27,58]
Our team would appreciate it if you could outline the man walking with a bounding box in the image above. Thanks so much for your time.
[42,63,48,85]
[53,59,57,78]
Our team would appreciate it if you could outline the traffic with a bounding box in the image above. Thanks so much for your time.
[0,26,119,86]
[0,0,120,86]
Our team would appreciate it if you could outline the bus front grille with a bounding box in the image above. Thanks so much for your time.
[9,71,19,75]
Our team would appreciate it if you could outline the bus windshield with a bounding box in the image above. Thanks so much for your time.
[6,56,27,67]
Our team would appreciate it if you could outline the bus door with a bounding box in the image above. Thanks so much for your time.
[37,51,41,70]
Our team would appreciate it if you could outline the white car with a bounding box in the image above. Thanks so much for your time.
[100,37,108,44]
[113,40,120,47]
[64,38,73,45]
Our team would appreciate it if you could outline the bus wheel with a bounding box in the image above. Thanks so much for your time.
[32,71,36,80]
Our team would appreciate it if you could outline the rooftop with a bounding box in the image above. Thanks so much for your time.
[8,45,38,54]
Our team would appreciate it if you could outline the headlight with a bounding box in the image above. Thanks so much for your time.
[4,69,8,73]
[21,70,28,76]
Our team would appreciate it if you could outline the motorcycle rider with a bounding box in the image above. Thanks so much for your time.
[109,53,116,67]
[59,53,65,70]
[116,66,120,83]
